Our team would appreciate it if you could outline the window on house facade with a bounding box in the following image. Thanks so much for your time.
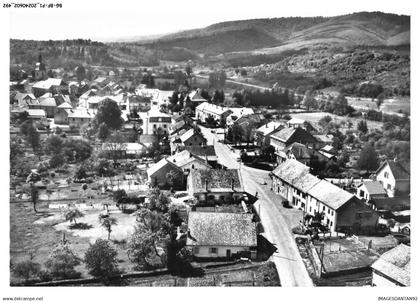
[209,247,218,254]
[163,124,167,128]
[384,172,389,179]
[193,247,199,254]
[153,124,157,129]
[387,184,392,190]
[360,190,365,198]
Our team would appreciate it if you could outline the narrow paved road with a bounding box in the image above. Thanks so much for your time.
[195,74,272,92]
[199,126,313,286]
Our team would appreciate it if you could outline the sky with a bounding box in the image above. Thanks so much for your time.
[7,0,413,41]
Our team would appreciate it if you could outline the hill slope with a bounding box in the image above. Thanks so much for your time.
[140,12,409,56]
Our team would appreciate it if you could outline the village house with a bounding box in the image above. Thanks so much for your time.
[178,129,206,147]
[54,102,73,124]
[272,159,379,233]
[32,78,67,97]
[138,134,157,149]
[67,108,94,128]
[371,244,410,287]
[278,142,327,165]
[375,160,410,197]
[184,89,208,106]
[286,117,315,132]
[167,150,212,172]
[314,134,334,149]
[33,56,47,81]
[147,158,185,189]
[182,145,218,167]
[169,119,192,135]
[187,169,245,206]
[255,121,283,146]
[13,92,36,109]
[141,108,172,135]
[270,127,318,164]
[356,181,387,202]
[78,89,98,108]
[225,107,255,126]
[195,102,232,124]
[102,142,145,159]
[186,212,257,260]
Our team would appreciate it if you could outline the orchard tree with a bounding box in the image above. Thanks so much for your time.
[99,215,118,240]
[44,240,81,280]
[44,135,64,155]
[84,239,119,277]
[65,208,84,226]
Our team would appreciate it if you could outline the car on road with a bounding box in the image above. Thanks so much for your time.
[282,200,292,208]
[392,233,410,245]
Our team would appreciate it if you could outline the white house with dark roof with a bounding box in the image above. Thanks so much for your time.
[141,109,172,135]
[371,244,410,286]
[255,121,283,146]
[195,102,232,124]
[186,212,257,260]
[376,160,410,197]
[272,159,379,233]
[357,181,387,202]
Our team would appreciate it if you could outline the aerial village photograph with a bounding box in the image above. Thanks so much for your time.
[2,0,416,299]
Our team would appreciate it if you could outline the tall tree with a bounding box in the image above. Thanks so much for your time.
[357,144,379,171]
[94,99,123,130]
[99,215,118,240]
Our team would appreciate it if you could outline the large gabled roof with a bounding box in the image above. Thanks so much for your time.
[376,160,410,180]
[270,127,317,144]
[187,212,257,247]
[371,244,410,286]
[147,158,181,178]
[256,121,283,136]
[307,180,355,210]
[271,159,310,185]
[189,169,244,193]
[358,181,387,196]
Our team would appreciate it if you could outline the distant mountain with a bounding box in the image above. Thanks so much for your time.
[138,12,410,56]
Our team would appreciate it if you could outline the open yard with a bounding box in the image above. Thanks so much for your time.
[289,111,383,131]
[10,200,139,284]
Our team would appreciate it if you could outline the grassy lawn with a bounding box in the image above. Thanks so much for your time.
[290,111,383,131]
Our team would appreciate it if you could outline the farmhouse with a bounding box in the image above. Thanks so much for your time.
[167,150,212,172]
[255,121,283,146]
[375,160,410,197]
[195,102,232,124]
[187,169,245,205]
[286,117,315,132]
[270,127,318,164]
[356,181,387,202]
[186,212,257,260]
[147,158,185,189]
[371,244,410,287]
[67,108,94,127]
[141,109,172,135]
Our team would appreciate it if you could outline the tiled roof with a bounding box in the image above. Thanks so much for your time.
[358,181,387,195]
[256,121,283,136]
[57,102,73,109]
[307,180,355,210]
[27,109,46,117]
[287,117,306,125]
[270,127,317,144]
[371,244,410,286]
[186,212,257,247]
[271,159,310,185]
[39,97,57,107]
[196,102,232,116]
[370,196,410,211]
[147,158,181,178]
[184,145,217,158]
[189,169,244,193]
[377,160,410,180]
[286,142,319,159]
[314,134,334,143]
[179,129,203,143]
[67,108,94,119]
[293,173,322,193]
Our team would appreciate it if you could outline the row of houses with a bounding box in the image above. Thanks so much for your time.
[272,159,379,234]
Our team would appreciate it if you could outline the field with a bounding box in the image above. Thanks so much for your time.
[289,112,383,131]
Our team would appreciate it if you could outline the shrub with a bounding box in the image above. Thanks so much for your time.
[84,239,120,278]
[12,260,41,284]
[44,242,81,280]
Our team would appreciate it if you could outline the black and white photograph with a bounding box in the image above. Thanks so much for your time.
[1,0,417,299]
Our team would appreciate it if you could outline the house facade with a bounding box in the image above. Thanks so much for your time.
[187,169,245,206]
[141,109,172,135]
[195,102,232,124]
[147,158,185,189]
[186,212,257,260]
[376,160,410,197]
